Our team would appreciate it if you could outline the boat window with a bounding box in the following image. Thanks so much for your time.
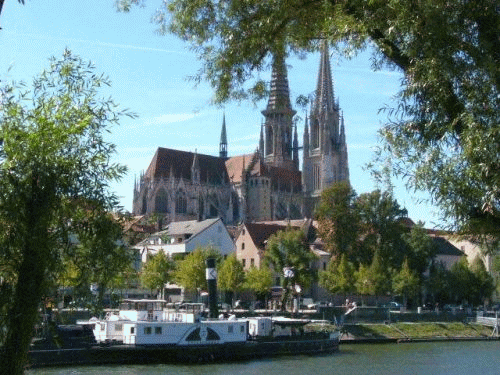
[186,328,201,341]
[240,325,245,333]
[131,327,135,334]
[144,327,152,335]
[100,324,105,331]
[228,325,233,333]
[207,328,220,341]
[155,326,162,335]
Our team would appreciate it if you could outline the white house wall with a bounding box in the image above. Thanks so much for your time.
[185,221,235,256]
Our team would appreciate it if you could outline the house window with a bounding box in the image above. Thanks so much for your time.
[241,242,245,250]
[250,258,255,267]
[242,259,246,267]
[130,327,135,334]
[115,324,123,332]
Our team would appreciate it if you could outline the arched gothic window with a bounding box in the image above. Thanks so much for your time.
[176,191,187,214]
[155,188,169,213]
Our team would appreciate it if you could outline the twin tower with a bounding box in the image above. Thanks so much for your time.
[133,42,349,223]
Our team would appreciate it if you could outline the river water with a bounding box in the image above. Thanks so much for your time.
[28,341,500,375]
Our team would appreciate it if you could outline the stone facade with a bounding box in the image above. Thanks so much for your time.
[132,44,349,224]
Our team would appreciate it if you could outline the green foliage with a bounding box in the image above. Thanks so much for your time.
[449,257,476,305]
[243,266,273,300]
[0,50,132,374]
[425,262,452,305]
[264,228,316,309]
[403,222,438,276]
[470,256,495,305]
[355,190,408,269]
[217,254,244,292]
[392,258,420,306]
[121,0,500,240]
[319,254,356,296]
[173,247,221,292]
[355,250,391,299]
[140,251,174,293]
[316,181,360,264]
[58,212,134,314]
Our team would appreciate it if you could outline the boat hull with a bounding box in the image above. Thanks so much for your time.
[28,336,339,368]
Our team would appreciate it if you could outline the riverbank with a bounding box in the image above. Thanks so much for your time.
[340,322,498,343]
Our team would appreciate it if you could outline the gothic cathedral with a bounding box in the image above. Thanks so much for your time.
[132,43,349,224]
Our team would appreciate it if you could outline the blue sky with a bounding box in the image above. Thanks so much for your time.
[0,0,442,228]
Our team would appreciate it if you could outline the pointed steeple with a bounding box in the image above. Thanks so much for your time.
[261,50,297,170]
[262,52,295,116]
[312,40,335,115]
[219,112,228,160]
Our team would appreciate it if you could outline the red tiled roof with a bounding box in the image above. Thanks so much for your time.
[244,222,301,250]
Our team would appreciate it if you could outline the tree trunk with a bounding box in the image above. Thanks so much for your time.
[1,233,48,374]
[0,180,52,375]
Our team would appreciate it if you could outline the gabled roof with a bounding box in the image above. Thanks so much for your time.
[165,217,220,236]
[244,222,301,250]
[145,147,229,185]
[137,218,221,246]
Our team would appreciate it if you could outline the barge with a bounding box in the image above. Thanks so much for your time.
[28,259,339,368]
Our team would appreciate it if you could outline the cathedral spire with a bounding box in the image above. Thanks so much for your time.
[219,112,228,160]
[261,50,297,170]
[262,51,295,116]
[313,40,335,115]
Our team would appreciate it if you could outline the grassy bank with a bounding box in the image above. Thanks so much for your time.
[341,322,495,341]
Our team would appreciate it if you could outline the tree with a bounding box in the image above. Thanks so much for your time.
[449,257,476,305]
[119,0,500,239]
[403,222,438,277]
[392,258,420,308]
[264,228,315,310]
[58,211,134,314]
[319,254,356,298]
[355,190,408,269]
[140,251,174,298]
[173,247,221,293]
[470,256,495,306]
[316,181,360,264]
[217,254,245,305]
[425,261,452,306]
[243,266,273,302]
[0,50,131,374]
[354,250,391,304]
